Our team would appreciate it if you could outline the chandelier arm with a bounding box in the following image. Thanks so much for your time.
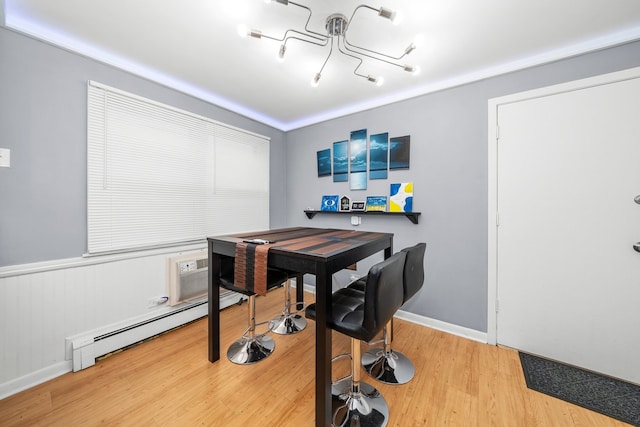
[337,38,373,81]
[288,1,330,40]
[261,28,326,43]
[341,42,406,70]
[283,35,329,49]
[344,4,410,61]
[342,37,409,62]
[316,37,335,77]
[347,4,380,24]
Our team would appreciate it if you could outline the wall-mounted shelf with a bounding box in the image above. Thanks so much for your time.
[304,210,421,224]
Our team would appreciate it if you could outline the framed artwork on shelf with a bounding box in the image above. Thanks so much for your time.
[389,182,413,212]
[320,195,339,211]
[365,196,387,212]
[351,201,366,211]
[339,195,351,212]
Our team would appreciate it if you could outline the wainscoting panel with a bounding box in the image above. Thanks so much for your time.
[0,245,208,399]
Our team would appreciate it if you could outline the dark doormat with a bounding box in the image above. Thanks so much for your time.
[519,352,640,426]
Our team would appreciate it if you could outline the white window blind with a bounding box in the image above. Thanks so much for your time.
[87,81,269,254]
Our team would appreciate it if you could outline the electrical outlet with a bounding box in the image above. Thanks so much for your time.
[351,216,361,226]
[179,261,197,273]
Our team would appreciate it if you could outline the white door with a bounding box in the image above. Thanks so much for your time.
[495,71,640,384]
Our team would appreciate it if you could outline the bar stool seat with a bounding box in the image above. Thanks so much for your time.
[305,251,406,427]
[219,256,290,364]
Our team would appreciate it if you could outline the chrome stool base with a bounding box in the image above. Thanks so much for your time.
[271,278,307,335]
[227,335,275,365]
[270,313,307,335]
[331,378,389,427]
[362,349,415,385]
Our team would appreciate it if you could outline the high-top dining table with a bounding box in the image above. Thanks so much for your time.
[207,227,393,427]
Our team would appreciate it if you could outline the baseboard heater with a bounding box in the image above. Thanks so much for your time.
[66,251,245,372]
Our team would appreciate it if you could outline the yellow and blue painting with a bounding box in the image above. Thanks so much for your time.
[389,182,413,212]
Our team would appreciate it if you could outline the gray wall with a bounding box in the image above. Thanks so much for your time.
[0,26,287,266]
[284,41,640,332]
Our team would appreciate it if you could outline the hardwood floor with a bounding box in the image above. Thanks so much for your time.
[0,287,630,426]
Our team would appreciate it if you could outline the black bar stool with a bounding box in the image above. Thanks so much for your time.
[359,242,426,384]
[305,251,406,427]
[219,256,290,364]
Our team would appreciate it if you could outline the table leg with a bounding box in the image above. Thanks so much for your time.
[208,241,221,363]
[295,273,304,310]
[315,268,332,427]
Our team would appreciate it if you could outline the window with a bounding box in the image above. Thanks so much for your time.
[87,81,269,254]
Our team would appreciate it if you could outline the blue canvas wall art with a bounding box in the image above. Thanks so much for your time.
[332,140,348,182]
[369,132,389,180]
[389,135,410,169]
[350,129,367,190]
[317,148,331,177]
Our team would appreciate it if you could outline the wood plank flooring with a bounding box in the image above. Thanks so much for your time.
[0,287,630,426]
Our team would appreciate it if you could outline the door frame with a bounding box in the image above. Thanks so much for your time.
[487,65,640,345]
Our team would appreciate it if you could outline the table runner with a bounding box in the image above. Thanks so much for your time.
[233,241,274,296]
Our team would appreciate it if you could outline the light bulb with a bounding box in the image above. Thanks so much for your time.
[367,75,384,86]
[391,10,403,25]
[311,73,321,87]
[237,24,248,38]
[277,44,286,62]
[403,65,420,76]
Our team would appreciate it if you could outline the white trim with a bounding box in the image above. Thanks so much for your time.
[486,65,640,347]
[0,243,206,278]
[0,361,72,400]
[300,281,487,343]
[395,310,488,344]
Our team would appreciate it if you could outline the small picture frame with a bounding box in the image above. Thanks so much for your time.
[339,195,351,212]
[365,196,387,212]
[351,201,366,212]
[321,195,339,211]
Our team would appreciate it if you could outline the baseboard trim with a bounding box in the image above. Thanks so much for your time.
[395,310,488,343]
[298,282,488,344]
[0,361,72,400]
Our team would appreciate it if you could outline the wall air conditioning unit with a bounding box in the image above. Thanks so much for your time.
[66,250,247,373]
[166,251,245,309]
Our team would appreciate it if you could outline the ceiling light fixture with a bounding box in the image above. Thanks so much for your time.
[238,1,421,87]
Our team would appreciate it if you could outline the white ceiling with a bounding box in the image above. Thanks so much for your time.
[4,0,640,131]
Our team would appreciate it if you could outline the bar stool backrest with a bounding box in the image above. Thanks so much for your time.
[360,251,406,342]
[401,242,426,303]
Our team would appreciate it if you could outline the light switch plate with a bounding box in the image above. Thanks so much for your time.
[0,148,10,167]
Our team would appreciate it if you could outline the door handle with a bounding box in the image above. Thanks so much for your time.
[635,195,640,205]
[634,243,640,253]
